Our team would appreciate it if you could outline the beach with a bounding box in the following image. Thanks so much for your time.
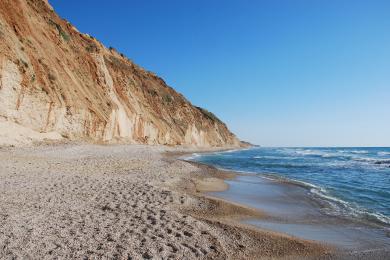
[188,148,390,259]
[0,1,387,259]
[0,143,333,259]
[3,143,390,259]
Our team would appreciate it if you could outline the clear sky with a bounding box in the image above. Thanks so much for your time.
[50,0,390,147]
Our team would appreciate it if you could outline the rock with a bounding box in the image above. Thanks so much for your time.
[374,160,390,165]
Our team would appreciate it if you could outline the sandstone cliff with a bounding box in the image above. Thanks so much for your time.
[0,0,242,147]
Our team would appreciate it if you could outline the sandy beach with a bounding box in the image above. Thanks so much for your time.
[1,1,388,259]
[0,143,335,259]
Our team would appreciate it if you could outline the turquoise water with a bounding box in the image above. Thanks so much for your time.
[190,147,390,226]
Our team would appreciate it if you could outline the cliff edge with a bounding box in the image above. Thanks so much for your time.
[0,0,243,147]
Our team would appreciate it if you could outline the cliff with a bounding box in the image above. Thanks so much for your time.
[0,0,242,147]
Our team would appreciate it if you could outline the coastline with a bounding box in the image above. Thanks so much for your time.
[1,143,389,259]
[168,152,336,259]
[0,143,330,259]
[181,150,390,259]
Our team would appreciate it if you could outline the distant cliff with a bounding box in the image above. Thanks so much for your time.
[0,0,243,147]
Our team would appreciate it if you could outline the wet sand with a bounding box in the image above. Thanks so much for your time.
[0,143,330,259]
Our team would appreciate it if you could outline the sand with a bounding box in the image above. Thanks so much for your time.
[0,143,331,259]
[0,120,63,146]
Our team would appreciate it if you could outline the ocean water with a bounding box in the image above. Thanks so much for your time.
[190,147,390,227]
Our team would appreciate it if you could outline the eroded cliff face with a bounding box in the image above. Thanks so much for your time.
[0,0,242,147]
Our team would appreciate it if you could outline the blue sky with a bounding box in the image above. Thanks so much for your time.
[50,0,390,147]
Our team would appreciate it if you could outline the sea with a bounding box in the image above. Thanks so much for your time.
[189,147,390,228]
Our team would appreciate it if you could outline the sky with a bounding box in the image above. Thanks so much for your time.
[50,0,390,147]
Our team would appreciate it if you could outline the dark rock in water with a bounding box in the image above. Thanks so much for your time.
[374,160,390,165]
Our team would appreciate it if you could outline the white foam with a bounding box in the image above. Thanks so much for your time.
[181,152,201,161]
[219,147,252,154]
[309,185,390,225]
[350,150,369,154]
[322,153,336,158]
[253,155,281,160]
[353,157,377,162]
[185,147,390,226]
[256,173,390,226]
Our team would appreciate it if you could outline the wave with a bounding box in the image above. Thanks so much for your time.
[222,148,252,153]
[305,182,390,226]
[209,148,253,157]
[295,149,323,156]
[353,157,390,165]
[349,150,369,154]
[374,159,390,165]
[259,172,390,225]
[253,155,283,160]
[181,152,201,161]
[320,153,350,159]
[190,147,390,226]
[286,148,379,159]
[284,179,326,192]
[291,149,350,159]
[183,147,252,160]
[252,150,389,168]
[321,153,335,158]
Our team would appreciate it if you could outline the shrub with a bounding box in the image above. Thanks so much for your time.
[163,94,173,104]
[148,89,158,97]
[48,19,70,42]
[59,29,70,42]
[195,106,221,123]
[85,43,98,53]
[104,56,133,71]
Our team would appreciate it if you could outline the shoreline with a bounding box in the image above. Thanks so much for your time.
[0,143,331,259]
[180,151,390,258]
[180,147,390,228]
[1,143,388,259]
[169,153,335,259]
